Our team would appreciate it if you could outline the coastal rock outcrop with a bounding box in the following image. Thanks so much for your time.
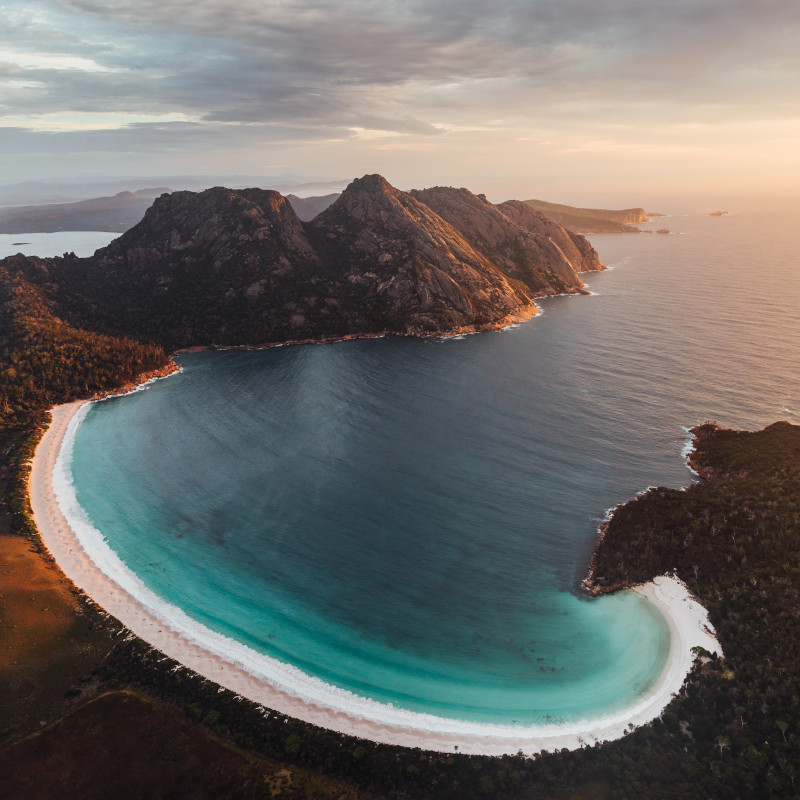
[492,199,603,275]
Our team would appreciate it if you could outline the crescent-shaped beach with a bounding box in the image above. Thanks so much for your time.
[29,399,722,756]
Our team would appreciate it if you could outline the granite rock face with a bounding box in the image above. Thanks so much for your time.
[494,200,604,274]
[410,187,601,294]
[306,175,535,334]
[54,187,333,345]
[0,175,605,348]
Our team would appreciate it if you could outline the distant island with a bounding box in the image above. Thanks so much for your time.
[0,189,169,234]
[516,198,652,233]
[709,210,729,216]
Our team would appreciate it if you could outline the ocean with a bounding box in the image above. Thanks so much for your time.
[0,231,118,259]
[63,210,800,729]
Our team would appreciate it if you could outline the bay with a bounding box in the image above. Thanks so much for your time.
[67,210,800,725]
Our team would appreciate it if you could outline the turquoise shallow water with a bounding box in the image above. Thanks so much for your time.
[67,211,800,726]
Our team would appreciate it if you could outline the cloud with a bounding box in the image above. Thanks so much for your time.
[1,0,800,190]
[2,0,794,129]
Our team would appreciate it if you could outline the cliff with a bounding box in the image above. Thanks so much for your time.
[408,187,596,296]
[306,175,537,333]
[492,199,603,274]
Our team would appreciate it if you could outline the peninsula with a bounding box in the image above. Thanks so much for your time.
[1,175,600,358]
[5,171,718,756]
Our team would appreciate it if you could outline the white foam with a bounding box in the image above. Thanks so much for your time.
[680,426,700,478]
[96,366,184,402]
[780,396,798,418]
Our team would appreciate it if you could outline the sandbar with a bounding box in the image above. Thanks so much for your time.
[29,400,721,756]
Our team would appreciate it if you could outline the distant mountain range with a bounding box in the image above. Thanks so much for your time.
[284,193,343,222]
[1,174,604,354]
[0,175,348,208]
[0,180,655,238]
[0,190,169,234]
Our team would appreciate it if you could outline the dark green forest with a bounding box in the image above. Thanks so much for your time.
[0,258,170,429]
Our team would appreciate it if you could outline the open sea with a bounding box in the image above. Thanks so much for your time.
[62,210,800,729]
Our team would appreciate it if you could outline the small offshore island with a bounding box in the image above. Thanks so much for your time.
[1,179,799,798]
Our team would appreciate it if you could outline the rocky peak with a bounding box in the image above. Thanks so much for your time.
[346,173,396,195]
[95,185,318,272]
[309,175,535,332]
[314,173,425,230]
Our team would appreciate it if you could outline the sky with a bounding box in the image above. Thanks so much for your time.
[2,0,800,207]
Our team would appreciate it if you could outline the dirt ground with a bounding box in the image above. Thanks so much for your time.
[0,690,373,800]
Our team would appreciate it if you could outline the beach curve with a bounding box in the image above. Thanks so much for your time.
[29,400,722,756]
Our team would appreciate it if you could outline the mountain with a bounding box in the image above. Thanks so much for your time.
[492,200,603,272]
[0,190,170,234]
[0,175,604,353]
[306,174,546,333]
[519,198,649,233]
[48,187,333,346]
[285,193,340,221]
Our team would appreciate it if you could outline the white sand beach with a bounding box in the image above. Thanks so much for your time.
[29,400,722,756]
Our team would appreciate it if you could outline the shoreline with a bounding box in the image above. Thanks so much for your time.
[583,427,701,594]
[169,264,608,356]
[29,397,721,756]
[172,301,544,355]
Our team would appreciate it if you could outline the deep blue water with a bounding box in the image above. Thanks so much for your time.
[67,211,800,725]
